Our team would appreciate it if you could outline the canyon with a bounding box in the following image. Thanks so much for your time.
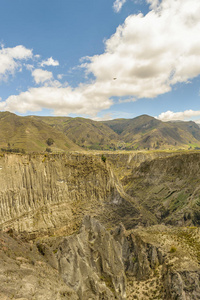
[0,150,200,299]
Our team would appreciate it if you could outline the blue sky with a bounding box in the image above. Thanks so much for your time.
[0,0,200,122]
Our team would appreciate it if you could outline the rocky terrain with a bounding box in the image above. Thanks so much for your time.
[0,216,199,299]
[0,150,200,299]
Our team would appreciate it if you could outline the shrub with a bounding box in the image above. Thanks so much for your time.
[45,147,52,153]
[101,154,106,163]
[46,138,54,146]
[169,245,177,253]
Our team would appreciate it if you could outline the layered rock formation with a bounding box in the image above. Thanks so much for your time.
[0,151,162,236]
[1,151,200,235]
[0,215,199,299]
[58,216,126,299]
[0,153,123,235]
[0,151,200,299]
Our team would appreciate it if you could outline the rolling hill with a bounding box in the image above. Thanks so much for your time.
[31,115,120,150]
[0,112,80,152]
[1,112,200,152]
[103,115,200,150]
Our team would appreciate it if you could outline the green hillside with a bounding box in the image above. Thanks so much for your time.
[1,112,200,152]
[103,115,200,150]
[32,116,119,150]
[0,112,80,152]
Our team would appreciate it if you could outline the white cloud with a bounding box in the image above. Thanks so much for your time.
[0,83,113,116]
[32,69,53,84]
[57,74,64,80]
[92,113,113,121]
[25,64,34,71]
[157,110,200,121]
[113,0,127,12]
[2,0,200,117]
[146,0,160,10]
[85,0,200,100]
[40,57,59,67]
[0,45,32,80]
[118,97,136,103]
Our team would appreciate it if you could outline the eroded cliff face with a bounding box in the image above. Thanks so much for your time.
[1,151,200,299]
[1,151,200,236]
[0,153,119,235]
[58,216,126,300]
[123,225,200,299]
[0,215,199,299]
[121,152,200,226]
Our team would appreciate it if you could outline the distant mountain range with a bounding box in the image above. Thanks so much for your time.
[1,111,200,152]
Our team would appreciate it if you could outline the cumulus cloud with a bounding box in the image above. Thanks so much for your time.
[157,110,200,121]
[57,74,64,80]
[113,0,127,12]
[86,0,200,100]
[0,45,32,80]
[146,0,160,10]
[40,57,59,67]
[2,0,200,117]
[92,113,113,121]
[32,69,53,84]
[0,83,113,116]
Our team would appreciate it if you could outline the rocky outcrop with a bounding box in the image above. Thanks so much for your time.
[0,152,162,236]
[0,217,199,299]
[122,232,165,281]
[57,216,126,299]
[0,229,78,300]
[163,268,200,300]
[56,218,200,300]
[0,153,125,235]
[121,152,200,226]
[2,151,200,236]
[123,225,200,299]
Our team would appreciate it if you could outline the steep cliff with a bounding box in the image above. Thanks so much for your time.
[0,216,199,299]
[0,152,151,236]
[123,225,200,299]
[1,151,200,236]
[58,216,126,299]
[121,152,200,226]
[0,153,117,235]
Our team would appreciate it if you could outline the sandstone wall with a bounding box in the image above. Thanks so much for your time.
[0,153,116,235]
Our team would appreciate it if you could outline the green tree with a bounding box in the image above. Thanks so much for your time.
[46,138,54,146]
[101,154,106,163]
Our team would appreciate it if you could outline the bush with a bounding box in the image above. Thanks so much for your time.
[101,154,106,163]
[169,245,177,253]
[45,147,52,153]
[46,138,54,146]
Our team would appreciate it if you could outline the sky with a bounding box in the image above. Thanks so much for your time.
[0,0,200,122]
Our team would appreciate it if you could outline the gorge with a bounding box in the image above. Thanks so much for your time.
[0,151,200,299]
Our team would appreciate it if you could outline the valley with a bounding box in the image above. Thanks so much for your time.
[0,150,199,299]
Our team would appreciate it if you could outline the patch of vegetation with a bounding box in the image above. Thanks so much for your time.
[169,192,188,212]
[45,147,52,153]
[100,274,115,293]
[169,245,177,253]
[193,210,200,225]
[177,229,200,262]
[132,256,137,263]
[1,148,25,154]
[101,154,106,163]
[46,138,54,146]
